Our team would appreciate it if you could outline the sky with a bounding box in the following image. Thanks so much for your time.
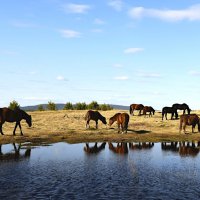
[1,0,200,110]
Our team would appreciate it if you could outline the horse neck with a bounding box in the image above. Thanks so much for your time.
[20,110,29,120]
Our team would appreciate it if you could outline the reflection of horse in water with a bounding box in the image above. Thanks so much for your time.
[0,143,31,161]
[162,106,177,120]
[108,143,128,154]
[143,106,155,117]
[109,113,129,133]
[0,107,32,135]
[161,142,200,157]
[129,104,144,116]
[85,110,107,129]
[172,103,191,119]
[179,114,200,133]
[129,142,154,150]
[84,142,106,154]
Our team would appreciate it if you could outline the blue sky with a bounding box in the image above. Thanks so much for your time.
[1,0,200,110]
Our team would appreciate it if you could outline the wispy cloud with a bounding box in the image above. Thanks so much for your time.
[114,76,129,80]
[137,71,161,78]
[62,3,91,14]
[189,70,200,76]
[12,21,39,28]
[56,75,68,81]
[124,48,144,54]
[94,18,105,25]
[0,50,18,56]
[59,29,81,38]
[128,4,200,22]
[108,0,123,11]
[113,63,123,68]
[91,29,103,33]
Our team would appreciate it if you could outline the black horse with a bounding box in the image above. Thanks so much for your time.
[0,107,32,135]
[162,106,177,120]
[85,110,107,129]
[172,103,191,119]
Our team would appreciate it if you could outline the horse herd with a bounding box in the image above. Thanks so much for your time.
[0,103,199,136]
[85,103,200,134]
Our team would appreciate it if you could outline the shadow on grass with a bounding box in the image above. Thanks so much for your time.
[128,129,151,134]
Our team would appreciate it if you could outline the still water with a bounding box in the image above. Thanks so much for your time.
[0,142,200,200]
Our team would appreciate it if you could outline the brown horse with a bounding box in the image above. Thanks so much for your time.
[0,107,32,135]
[109,113,129,133]
[129,104,144,116]
[179,114,200,133]
[172,103,191,119]
[143,106,155,117]
[85,110,107,129]
[108,142,128,154]
[162,106,177,120]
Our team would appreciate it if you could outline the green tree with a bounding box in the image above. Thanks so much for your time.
[74,102,87,110]
[8,100,20,110]
[88,101,99,110]
[63,102,74,110]
[99,104,113,111]
[47,101,56,111]
[38,104,45,111]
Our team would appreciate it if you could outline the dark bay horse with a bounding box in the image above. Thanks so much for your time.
[172,103,191,119]
[129,104,144,116]
[143,106,155,117]
[162,106,177,120]
[109,113,129,133]
[85,110,107,129]
[0,107,32,135]
[179,114,200,133]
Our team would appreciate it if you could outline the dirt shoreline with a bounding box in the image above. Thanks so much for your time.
[0,110,200,145]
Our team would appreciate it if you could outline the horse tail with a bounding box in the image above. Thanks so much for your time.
[198,120,200,132]
[129,105,132,115]
[162,108,165,120]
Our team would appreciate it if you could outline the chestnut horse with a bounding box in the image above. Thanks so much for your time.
[109,113,129,133]
[162,106,177,120]
[143,106,155,117]
[108,142,128,154]
[0,107,32,135]
[172,103,191,119]
[129,104,144,116]
[179,114,200,133]
[85,110,107,129]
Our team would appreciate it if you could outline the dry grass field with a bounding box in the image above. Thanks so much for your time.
[0,109,200,144]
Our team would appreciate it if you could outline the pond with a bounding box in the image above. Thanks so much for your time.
[0,141,200,200]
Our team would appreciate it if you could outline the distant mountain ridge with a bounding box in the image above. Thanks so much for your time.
[21,104,129,111]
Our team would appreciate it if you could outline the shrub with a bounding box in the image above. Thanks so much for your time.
[63,102,73,110]
[8,100,20,110]
[74,102,87,110]
[38,105,45,111]
[47,101,56,111]
[88,101,99,110]
[99,104,113,111]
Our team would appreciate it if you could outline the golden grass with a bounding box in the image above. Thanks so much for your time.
[0,109,200,144]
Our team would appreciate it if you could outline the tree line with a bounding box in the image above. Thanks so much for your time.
[8,100,113,111]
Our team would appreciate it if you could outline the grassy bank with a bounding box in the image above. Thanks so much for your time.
[0,109,200,145]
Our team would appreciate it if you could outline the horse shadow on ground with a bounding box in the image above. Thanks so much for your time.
[127,129,151,134]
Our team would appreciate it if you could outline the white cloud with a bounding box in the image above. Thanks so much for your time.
[114,76,129,80]
[129,4,200,22]
[113,63,123,68]
[108,0,123,11]
[13,21,38,28]
[59,29,81,38]
[63,3,91,14]
[137,72,161,78]
[91,29,103,33]
[124,48,144,54]
[56,76,67,81]
[189,70,200,76]
[94,18,105,25]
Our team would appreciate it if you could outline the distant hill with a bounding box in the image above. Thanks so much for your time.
[21,104,129,111]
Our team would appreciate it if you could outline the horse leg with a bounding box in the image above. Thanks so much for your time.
[118,123,120,133]
[183,123,186,133]
[96,121,98,129]
[13,122,18,135]
[18,122,23,135]
[86,120,90,129]
[179,122,182,133]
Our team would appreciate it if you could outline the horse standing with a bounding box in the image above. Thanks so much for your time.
[172,103,191,119]
[179,114,200,133]
[0,107,32,135]
[129,104,144,115]
[109,113,129,133]
[85,110,107,129]
[143,106,155,117]
[108,142,128,154]
[162,106,177,120]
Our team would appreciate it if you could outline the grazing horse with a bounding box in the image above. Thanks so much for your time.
[179,114,200,133]
[162,106,177,120]
[85,110,107,129]
[172,103,191,119]
[143,106,155,117]
[129,104,144,116]
[109,113,129,133]
[108,142,128,154]
[0,107,32,136]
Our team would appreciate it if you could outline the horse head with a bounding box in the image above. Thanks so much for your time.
[26,115,32,127]
[102,117,107,125]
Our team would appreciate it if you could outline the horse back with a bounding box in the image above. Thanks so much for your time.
[0,107,18,122]
[85,110,101,121]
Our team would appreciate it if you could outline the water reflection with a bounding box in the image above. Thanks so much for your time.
[0,143,31,162]
[129,142,154,150]
[161,142,200,157]
[84,142,106,154]
[108,142,128,154]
